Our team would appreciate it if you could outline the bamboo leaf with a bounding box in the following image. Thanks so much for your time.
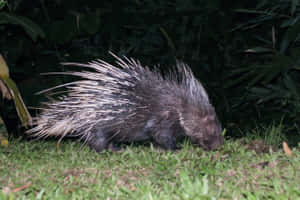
[283,74,300,100]
[159,26,176,51]
[0,54,9,77]
[0,12,45,41]
[1,77,32,127]
[0,55,11,99]
[280,19,300,53]
[0,55,32,127]
[291,0,298,15]
[245,47,273,53]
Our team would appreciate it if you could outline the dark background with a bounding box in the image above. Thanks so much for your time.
[1,0,300,145]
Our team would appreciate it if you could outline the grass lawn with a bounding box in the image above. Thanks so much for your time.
[0,138,299,199]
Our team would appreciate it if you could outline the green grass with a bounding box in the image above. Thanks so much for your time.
[0,138,299,199]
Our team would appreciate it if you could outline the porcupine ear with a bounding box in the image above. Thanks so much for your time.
[175,61,210,105]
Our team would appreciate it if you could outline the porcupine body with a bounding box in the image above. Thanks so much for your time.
[27,53,224,152]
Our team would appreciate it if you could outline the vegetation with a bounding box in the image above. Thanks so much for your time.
[0,0,299,140]
[1,137,299,199]
[1,0,300,198]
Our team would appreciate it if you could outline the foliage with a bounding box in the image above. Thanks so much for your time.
[0,0,299,141]
[229,0,300,131]
[0,0,238,135]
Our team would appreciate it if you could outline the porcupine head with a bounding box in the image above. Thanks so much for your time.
[177,102,224,150]
[27,53,224,152]
[173,63,224,150]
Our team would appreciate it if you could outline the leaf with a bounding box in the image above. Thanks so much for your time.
[0,54,11,99]
[0,0,6,10]
[283,74,300,100]
[248,70,266,86]
[11,182,32,193]
[1,76,32,127]
[262,60,287,84]
[250,86,282,103]
[291,0,298,15]
[280,19,300,53]
[244,47,273,53]
[283,141,292,157]
[3,182,32,194]
[0,54,9,77]
[280,18,295,28]
[0,12,45,41]
[221,129,226,136]
[225,65,259,87]
[46,16,77,44]
[80,11,101,35]
[0,80,10,99]
[159,26,176,51]
[0,117,9,146]
[234,9,271,15]
[0,56,32,127]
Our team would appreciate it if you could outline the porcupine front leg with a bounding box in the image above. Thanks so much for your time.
[153,127,178,150]
[88,128,109,152]
[88,128,121,152]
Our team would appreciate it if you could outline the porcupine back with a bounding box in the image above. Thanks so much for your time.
[28,53,223,151]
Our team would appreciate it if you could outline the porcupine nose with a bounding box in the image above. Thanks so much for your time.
[210,133,224,150]
[202,132,224,150]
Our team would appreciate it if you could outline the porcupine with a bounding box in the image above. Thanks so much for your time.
[27,53,224,152]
